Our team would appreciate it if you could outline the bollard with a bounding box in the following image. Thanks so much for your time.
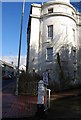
[37,80,45,119]
[44,88,51,111]
[47,89,51,109]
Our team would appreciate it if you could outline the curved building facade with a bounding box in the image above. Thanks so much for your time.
[27,0,81,88]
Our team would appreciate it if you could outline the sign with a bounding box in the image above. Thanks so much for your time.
[43,72,48,85]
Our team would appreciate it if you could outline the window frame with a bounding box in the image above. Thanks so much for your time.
[48,8,53,14]
[46,47,53,61]
[48,25,53,39]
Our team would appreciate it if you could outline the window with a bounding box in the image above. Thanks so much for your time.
[72,29,75,41]
[48,8,53,13]
[48,25,53,39]
[46,47,53,61]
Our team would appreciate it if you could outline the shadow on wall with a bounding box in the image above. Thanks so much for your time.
[27,43,81,92]
[49,44,81,92]
[28,46,39,73]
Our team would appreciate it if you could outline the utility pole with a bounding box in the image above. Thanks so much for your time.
[15,0,25,95]
[26,29,30,73]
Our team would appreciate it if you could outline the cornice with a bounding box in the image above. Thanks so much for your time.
[42,2,76,13]
[77,23,81,26]
[31,3,41,8]
[41,12,77,23]
[76,12,81,16]
[30,14,40,19]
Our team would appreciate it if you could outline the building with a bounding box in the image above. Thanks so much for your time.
[27,0,81,88]
[0,60,17,79]
[19,65,26,73]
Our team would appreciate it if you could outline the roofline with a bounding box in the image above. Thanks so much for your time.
[42,1,77,13]
[0,60,15,68]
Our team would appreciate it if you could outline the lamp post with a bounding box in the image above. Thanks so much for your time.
[15,1,25,95]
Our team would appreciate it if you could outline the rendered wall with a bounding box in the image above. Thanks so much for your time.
[28,4,41,73]
[28,1,81,87]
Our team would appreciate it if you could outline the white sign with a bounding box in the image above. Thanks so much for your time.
[43,72,48,85]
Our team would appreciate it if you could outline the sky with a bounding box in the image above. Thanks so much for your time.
[2,2,31,56]
[2,2,31,65]
[1,1,42,65]
[1,1,81,65]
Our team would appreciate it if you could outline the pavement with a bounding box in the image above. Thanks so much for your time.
[2,80,81,120]
[2,80,37,119]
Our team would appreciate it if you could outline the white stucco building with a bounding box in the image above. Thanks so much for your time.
[27,0,81,88]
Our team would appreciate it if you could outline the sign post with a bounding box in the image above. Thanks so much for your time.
[43,72,48,110]
[43,72,51,110]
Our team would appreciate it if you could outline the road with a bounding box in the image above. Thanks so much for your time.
[2,78,16,93]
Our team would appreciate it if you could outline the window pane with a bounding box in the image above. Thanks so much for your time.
[48,8,53,13]
[47,47,53,61]
[48,25,53,39]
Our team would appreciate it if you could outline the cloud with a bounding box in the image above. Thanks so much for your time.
[0,55,26,66]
